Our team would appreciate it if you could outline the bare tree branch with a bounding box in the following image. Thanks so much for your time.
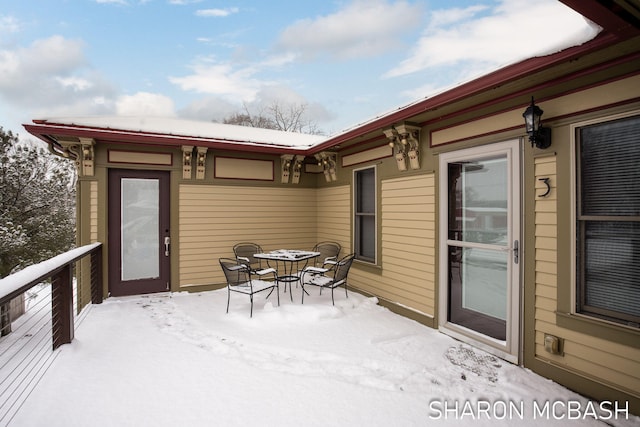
[223,100,324,135]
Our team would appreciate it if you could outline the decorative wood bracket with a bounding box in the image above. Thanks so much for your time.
[383,122,421,171]
[196,147,208,180]
[314,152,337,182]
[291,155,305,184]
[77,138,95,177]
[182,146,194,179]
[281,154,293,183]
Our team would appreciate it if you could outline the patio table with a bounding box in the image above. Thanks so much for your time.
[254,250,320,302]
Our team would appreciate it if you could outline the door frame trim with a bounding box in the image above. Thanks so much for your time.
[438,139,522,363]
[107,169,171,297]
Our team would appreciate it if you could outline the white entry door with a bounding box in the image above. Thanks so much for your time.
[438,140,521,363]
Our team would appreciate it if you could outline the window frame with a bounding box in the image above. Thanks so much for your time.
[353,165,377,264]
[572,112,640,327]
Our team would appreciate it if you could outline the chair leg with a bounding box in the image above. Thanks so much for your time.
[331,288,335,305]
[276,285,280,306]
[226,288,230,313]
[345,284,348,299]
[250,294,254,318]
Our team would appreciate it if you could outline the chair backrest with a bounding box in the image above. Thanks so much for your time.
[332,253,355,284]
[233,242,263,269]
[313,241,341,266]
[219,258,250,286]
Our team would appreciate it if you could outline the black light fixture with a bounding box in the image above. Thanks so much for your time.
[522,96,551,149]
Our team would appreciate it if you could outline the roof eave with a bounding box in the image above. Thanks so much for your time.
[23,122,314,156]
[559,0,640,38]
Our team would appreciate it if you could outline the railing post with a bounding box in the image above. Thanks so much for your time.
[52,264,74,350]
[91,245,103,305]
[0,303,10,336]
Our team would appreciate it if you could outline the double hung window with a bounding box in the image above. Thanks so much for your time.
[576,114,640,326]
[354,167,376,263]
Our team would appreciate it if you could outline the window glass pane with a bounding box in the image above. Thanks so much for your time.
[580,116,640,216]
[448,157,508,245]
[121,178,159,281]
[355,167,375,262]
[358,216,375,260]
[582,221,640,318]
[577,114,640,324]
[461,247,508,320]
[357,168,375,213]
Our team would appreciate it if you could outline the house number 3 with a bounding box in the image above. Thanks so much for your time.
[538,177,551,198]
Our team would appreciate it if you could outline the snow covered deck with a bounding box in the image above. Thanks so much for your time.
[7,287,636,426]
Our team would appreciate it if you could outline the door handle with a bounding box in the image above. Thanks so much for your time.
[164,236,171,257]
[513,240,519,264]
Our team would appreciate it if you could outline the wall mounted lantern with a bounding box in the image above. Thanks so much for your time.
[383,122,421,171]
[522,96,551,149]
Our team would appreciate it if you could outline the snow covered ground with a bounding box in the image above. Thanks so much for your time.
[8,286,639,426]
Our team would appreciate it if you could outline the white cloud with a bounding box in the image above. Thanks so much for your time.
[277,0,423,60]
[169,58,265,101]
[116,92,176,116]
[94,0,129,5]
[196,8,239,17]
[55,76,94,92]
[169,0,203,4]
[0,36,87,99]
[385,0,600,78]
[0,15,21,33]
[427,5,488,28]
[0,35,117,120]
[178,96,237,122]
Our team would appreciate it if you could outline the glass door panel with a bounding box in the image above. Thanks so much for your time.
[121,178,160,281]
[448,155,509,341]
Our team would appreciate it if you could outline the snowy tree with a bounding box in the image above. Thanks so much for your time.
[0,127,76,279]
[223,101,324,135]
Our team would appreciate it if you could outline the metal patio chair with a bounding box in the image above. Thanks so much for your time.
[312,241,341,268]
[300,253,355,305]
[299,241,342,287]
[219,257,279,317]
[233,242,274,278]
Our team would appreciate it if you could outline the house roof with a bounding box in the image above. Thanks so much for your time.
[26,116,325,154]
[23,0,639,157]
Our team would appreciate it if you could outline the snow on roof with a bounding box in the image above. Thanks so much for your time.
[36,116,327,150]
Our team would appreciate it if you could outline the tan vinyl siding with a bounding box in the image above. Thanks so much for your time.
[179,184,317,288]
[533,155,640,397]
[76,180,99,312]
[350,174,436,316]
[316,185,351,253]
[90,181,98,243]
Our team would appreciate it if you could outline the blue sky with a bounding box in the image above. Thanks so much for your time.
[1,0,598,138]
